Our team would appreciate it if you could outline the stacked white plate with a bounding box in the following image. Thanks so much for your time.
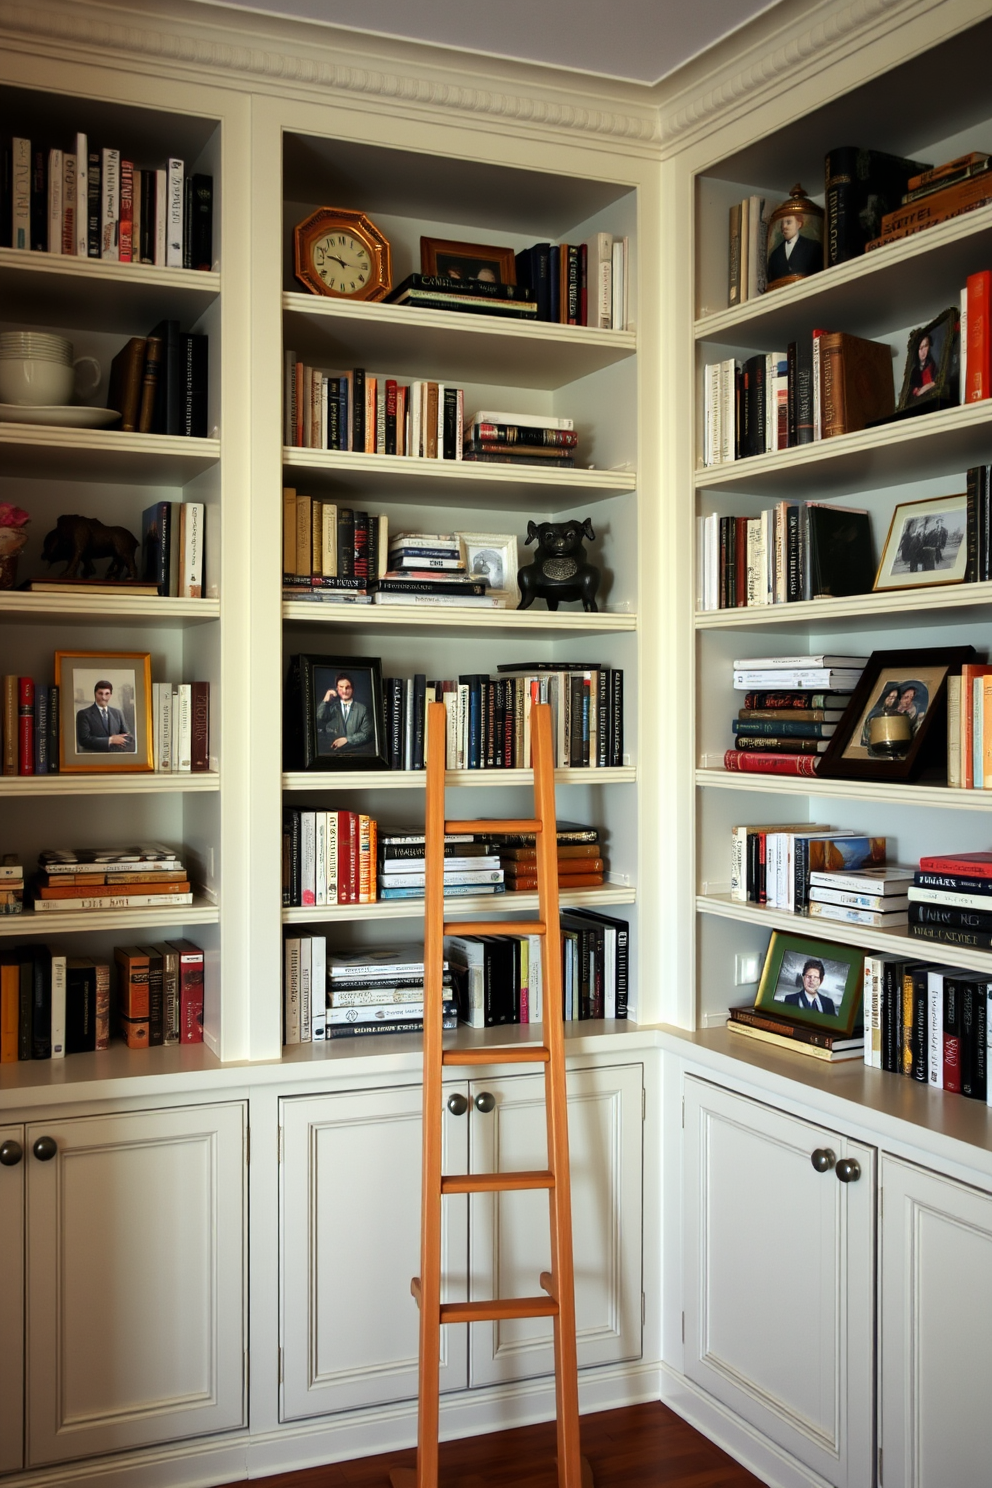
[0,331,73,364]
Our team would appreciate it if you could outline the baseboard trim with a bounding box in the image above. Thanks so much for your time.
[0,1433,249,1488]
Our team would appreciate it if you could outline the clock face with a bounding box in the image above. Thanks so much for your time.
[294,209,392,302]
[313,231,373,295]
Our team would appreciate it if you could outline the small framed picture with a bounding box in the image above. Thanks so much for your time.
[55,651,153,773]
[755,932,864,1035]
[420,236,516,286]
[285,654,389,771]
[456,531,520,606]
[817,645,975,783]
[896,305,959,412]
[874,492,969,591]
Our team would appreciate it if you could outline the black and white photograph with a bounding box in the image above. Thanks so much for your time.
[55,650,153,773]
[456,532,520,604]
[420,237,517,286]
[285,653,389,771]
[897,306,959,412]
[874,492,968,590]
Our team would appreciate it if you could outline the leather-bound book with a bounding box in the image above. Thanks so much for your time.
[819,331,894,437]
[106,335,147,431]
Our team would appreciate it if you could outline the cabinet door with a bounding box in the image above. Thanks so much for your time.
[683,1077,874,1488]
[880,1155,992,1488]
[280,1082,469,1420]
[0,1123,24,1475]
[468,1064,643,1387]
[25,1103,246,1466]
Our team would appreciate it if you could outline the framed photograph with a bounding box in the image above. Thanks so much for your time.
[896,305,959,413]
[456,531,520,605]
[874,491,968,591]
[755,931,864,1035]
[55,651,153,773]
[420,236,516,286]
[817,645,975,783]
[285,654,389,771]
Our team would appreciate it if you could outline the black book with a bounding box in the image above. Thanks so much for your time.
[597,671,610,769]
[911,921,992,951]
[65,961,97,1054]
[352,510,369,582]
[610,669,623,768]
[719,516,731,608]
[491,936,516,1024]
[30,147,46,251]
[16,947,33,1061]
[983,465,991,583]
[412,674,427,770]
[138,170,155,262]
[807,504,874,598]
[442,387,459,460]
[376,579,486,596]
[283,807,301,905]
[352,368,365,452]
[386,677,403,769]
[386,273,533,304]
[786,506,802,600]
[915,870,992,895]
[31,948,50,1060]
[87,149,101,257]
[881,959,901,1073]
[185,174,213,271]
[509,938,521,1024]
[974,979,989,1101]
[741,354,766,458]
[566,244,581,324]
[910,901,992,933]
[966,465,981,583]
[792,337,815,445]
[147,319,182,434]
[337,509,354,578]
[181,332,208,438]
[483,680,495,768]
[327,377,341,449]
[548,245,561,323]
[493,681,505,769]
[47,686,59,774]
[142,501,174,595]
[563,907,629,1019]
[514,244,552,320]
[0,144,11,248]
[144,945,164,1046]
[960,980,982,1099]
[824,147,930,266]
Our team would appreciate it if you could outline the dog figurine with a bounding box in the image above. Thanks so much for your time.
[517,518,599,611]
[41,514,140,581]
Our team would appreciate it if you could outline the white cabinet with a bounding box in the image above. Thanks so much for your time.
[880,1156,992,1488]
[24,1102,247,1467]
[468,1065,643,1387]
[682,1077,874,1488]
[0,1123,24,1475]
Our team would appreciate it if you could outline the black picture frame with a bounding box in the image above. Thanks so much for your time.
[896,305,959,414]
[285,654,389,771]
[817,645,975,783]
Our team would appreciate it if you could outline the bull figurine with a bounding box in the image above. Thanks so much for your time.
[41,514,140,581]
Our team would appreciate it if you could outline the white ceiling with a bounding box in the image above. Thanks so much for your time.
[200,0,780,86]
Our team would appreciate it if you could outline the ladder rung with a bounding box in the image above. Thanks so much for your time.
[539,1271,556,1298]
[444,920,546,937]
[440,1170,554,1194]
[411,1276,421,1307]
[444,819,541,834]
[441,1046,550,1066]
[440,1296,559,1323]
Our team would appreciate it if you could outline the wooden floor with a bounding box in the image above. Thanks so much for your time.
[228,1404,766,1487]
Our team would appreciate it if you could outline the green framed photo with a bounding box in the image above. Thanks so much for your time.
[755,931,864,1035]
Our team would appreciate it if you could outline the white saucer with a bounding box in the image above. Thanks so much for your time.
[0,404,120,428]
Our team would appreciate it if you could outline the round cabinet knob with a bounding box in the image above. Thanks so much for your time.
[835,1157,861,1184]
[474,1092,496,1114]
[32,1136,57,1162]
[446,1094,468,1116]
[0,1140,23,1167]
[810,1148,836,1173]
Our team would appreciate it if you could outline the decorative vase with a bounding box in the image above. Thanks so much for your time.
[0,527,27,589]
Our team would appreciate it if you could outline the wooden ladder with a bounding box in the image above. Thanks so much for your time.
[390,700,591,1488]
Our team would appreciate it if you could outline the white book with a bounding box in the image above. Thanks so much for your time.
[733,653,869,669]
[745,518,761,605]
[584,232,613,329]
[47,148,63,253]
[703,363,720,466]
[435,382,445,460]
[166,157,184,267]
[403,677,415,770]
[153,682,173,771]
[810,885,909,910]
[100,147,119,259]
[154,168,167,266]
[380,869,504,888]
[325,812,338,905]
[61,151,76,255]
[929,969,947,1088]
[703,511,719,611]
[621,234,630,330]
[747,196,768,299]
[180,502,204,597]
[862,957,875,1067]
[812,328,824,440]
[311,936,326,1041]
[372,592,506,608]
[284,938,301,1044]
[469,410,574,431]
[695,515,705,610]
[444,688,459,769]
[301,811,316,906]
[299,936,312,1042]
[169,686,180,772]
[909,885,992,912]
[719,358,736,464]
[733,668,863,689]
[12,137,30,249]
[321,502,337,577]
[611,238,624,329]
[410,380,423,456]
[809,901,908,927]
[604,925,617,1019]
[315,810,327,906]
[50,953,67,1057]
[176,684,192,771]
[960,285,969,404]
[455,389,464,460]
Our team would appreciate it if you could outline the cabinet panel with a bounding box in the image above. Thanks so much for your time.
[279,1082,469,1420]
[0,1122,24,1475]
[683,1077,874,1488]
[468,1064,642,1387]
[880,1156,992,1488]
[25,1103,246,1466]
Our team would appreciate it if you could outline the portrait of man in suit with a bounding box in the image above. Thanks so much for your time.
[766,210,823,285]
[781,957,837,1017]
[75,678,134,753]
[316,671,375,756]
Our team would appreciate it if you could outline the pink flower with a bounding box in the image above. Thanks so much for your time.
[0,503,29,529]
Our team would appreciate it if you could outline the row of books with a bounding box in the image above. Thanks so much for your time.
[863,956,988,1097]
[1,134,212,267]
[140,499,205,597]
[908,850,992,954]
[109,326,208,439]
[283,940,456,1043]
[717,655,865,778]
[730,826,890,915]
[514,235,629,329]
[382,667,624,772]
[282,493,388,590]
[947,661,992,789]
[697,502,873,610]
[1,679,59,775]
[0,938,204,1061]
[282,810,378,907]
[151,682,210,773]
[867,151,992,252]
[18,844,193,915]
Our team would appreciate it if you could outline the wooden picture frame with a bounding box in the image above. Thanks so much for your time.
[55,650,153,773]
[755,931,864,1035]
[874,491,969,591]
[817,645,975,783]
[285,653,389,771]
[420,236,517,286]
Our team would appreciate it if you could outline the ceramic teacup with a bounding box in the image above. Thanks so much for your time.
[0,354,102,406]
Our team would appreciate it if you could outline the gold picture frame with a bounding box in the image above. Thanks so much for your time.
[55,650,154,773]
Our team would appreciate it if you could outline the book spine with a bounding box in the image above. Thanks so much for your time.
[191,681,209,771]
[33,685,48,775]
[180,502,204,597]
[166,158,184,267]
[118,159,133,262]
[967,270,991,401]
[46,147,62,254]
[18,677,34,775]
[100,147,119,260]
[177,947,204,1043]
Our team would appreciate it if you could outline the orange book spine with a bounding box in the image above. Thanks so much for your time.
[967,270,991,401]
[359,814,372,903]
[983,676,992,789]
[0,961,18,1063]
[961,665,992,787]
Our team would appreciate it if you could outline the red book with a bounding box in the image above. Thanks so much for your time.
[721,749,819,776]
[919,851,992,879]
[966,270,991,401]
[735,516,748,608]
[119,160,134,263]
[169,939,204,1044]
[190,681,210,771]
[18,677,34,776]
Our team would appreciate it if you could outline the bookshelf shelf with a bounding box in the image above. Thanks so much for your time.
[282,883,637,926]
[694,582,992,632]
[282,600,635,636]
[0,249,221,332]
[0,773,219,797]
[697,892,992,977]
[0,593,220,626]
[695,767,992,812]
[694,203,992,348]
[282,766,636,791]
[693,400,992,499]
[0,425,221,484]
[0,897,219,939]
[282,447,636,510]
[283,292,636,390]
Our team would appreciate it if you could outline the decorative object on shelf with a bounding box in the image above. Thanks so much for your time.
[754,930,864,1035]
[765,184,824,291]
[895,306,960,415]
[0,502,30,589]
[517,519,599,612]
[818,645,975,782]
[41,514,139,582]
[293,208,392,301]
[0,400,119,428]
[455,532,520,606]
[54,650,153,773]
[874,491,968,591]
[284,653,389,771]
[420,236,516,285]
[0,331,100,408]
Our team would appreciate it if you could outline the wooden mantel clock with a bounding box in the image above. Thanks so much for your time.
[293,208,392,301]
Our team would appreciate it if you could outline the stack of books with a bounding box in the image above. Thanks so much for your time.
[463,410,576,468]
[283,942,458,1044]
[824,146,931,265]
[384,273,536,319]
[378,533,500,609]
[281,492,381,603]
[730,825,886,912]
[863,954,989,1098]
[497,824,605,892]
[868,152,992,251]
[1,676,59,775]
[909,850,992,952]
[377,830,505,901]
[284,358,465,457]
[727,1006,865,1062]
[282,810,377,908]
[28,844,193,914]
[697,500,874,609]
[0,855,24,915]
[808,864,913,928]
[716,655,865,777]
